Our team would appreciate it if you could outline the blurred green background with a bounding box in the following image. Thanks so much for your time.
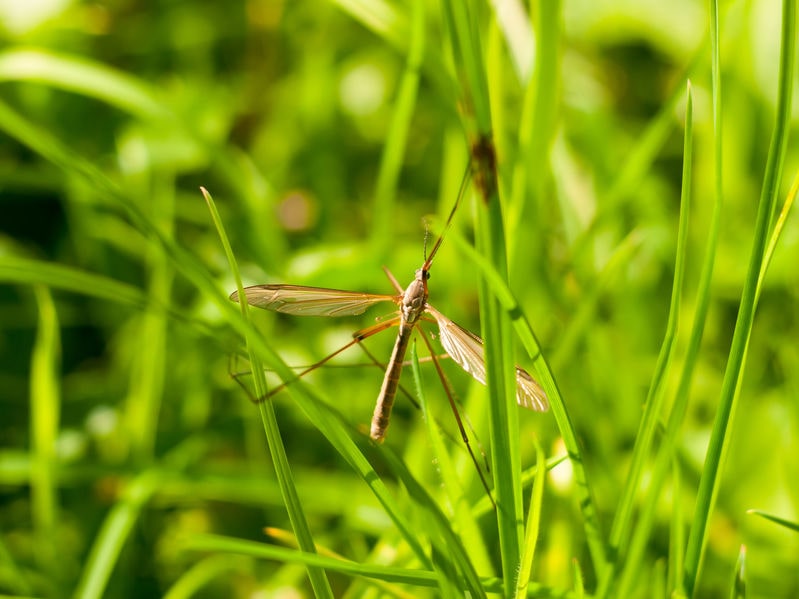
[1,0,798,597]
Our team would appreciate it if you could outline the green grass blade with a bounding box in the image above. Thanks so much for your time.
[746,510,799,533]
[163,555,254,599]
[123,186,174,464]
[183,533,440,587]
[514,437,546,598]
[443,0,525,586]
[0,48,169,119]
[755,171,799,302]
[203,188,334,598]
[729,545,746,599]
[683,1,796,593]
[377,446,487,598]
[506,0,562,260]
[0,257,148,309]
[203,199,436,579]
[434,217,609,574]
[73,470,161,599]
[602,82,694,596]
[29,285,60,582]
[369,0,424,257]
[410,342,494,576]
[669,459,685,596]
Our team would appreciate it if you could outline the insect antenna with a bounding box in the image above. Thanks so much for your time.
[423,164,473,270]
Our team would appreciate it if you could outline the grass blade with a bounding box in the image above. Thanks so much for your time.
[443,0,525,586]
[603,82,694,596]
[683,1,796,593]
[747,510,799,534]
[203,188,334,598]
[30,285,60,583]
[514,437,546,598]
[369,0,425,257]
[433,217,609,575]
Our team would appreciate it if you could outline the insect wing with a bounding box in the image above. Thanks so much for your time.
[427,306,549,412]
[231,285,398,317]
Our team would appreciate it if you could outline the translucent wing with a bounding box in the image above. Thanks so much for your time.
[426,306,549,412]
[231,285,398,317]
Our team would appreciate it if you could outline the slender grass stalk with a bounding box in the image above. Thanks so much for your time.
[613,1,726,594]
[163,555,254,599]
[514,437,546,598]
[30,285,60,583]
[203,188,334,598]
[507,0,561,268]
[183,534,440,587]
[729,546,746,599]
[669,459,685,595]
[73,470,162,599]
[435,218,609,575]
[601,82,694,597]
[410,342,494,576]
[683,1,796,594]
[370,0,424,258]
[747,510,799,533]
[124,184,174,464]
[442,1,528,588]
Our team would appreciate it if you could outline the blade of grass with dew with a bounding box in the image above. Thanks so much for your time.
[410,341,494,576]
[601,82,694,598]
[514,436,546,599]
[472,454,567,518]
[683,1,796,593]
[30,285,60,583]
[443,0,527,584]
[377,445,486,597]
[203,187,334,598]
[431,217,609,574]
[369,0,424,258]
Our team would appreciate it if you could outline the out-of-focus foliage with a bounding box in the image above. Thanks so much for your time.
[1,0,797,597]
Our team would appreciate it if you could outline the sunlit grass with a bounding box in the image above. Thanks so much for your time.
[1,0,797,598]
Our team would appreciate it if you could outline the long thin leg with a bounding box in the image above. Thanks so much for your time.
[418,327,496,509]
[233,317,401,403]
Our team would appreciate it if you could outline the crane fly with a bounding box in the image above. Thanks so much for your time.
[229,196,548,448]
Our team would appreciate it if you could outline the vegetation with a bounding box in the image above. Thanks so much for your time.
[1,0,797,597]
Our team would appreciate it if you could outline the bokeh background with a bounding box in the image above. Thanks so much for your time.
[1,0,798,597]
